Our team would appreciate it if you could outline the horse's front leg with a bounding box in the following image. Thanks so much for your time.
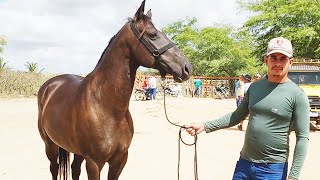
[85,158,102,180]
[108,151,128,180]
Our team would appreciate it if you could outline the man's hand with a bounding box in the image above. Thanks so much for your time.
[184,123,205,136]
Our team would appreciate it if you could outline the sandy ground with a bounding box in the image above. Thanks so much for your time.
[0,97,319,180]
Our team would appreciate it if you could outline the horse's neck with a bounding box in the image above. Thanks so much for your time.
[82,36,137,110]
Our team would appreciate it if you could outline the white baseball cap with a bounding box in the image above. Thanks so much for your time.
[266,37,293,57]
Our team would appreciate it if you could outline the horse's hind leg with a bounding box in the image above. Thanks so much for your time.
[71,154,84,180]
[39,119,59,179]
[108,151,128,180]
[45,143,59,180]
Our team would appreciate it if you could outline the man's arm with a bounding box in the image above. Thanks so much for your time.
[185,89,250,135]
[204,92,250,132]
[288,92,310,180]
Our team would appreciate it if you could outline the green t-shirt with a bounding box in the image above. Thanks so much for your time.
[204,77,310,180]
[194,79,202,88]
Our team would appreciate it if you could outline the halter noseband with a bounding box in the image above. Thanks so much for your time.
[129,19,175,58]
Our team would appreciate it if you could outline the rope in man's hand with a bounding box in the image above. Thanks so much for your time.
[161,78,199,180]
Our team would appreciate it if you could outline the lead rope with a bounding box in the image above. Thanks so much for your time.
[161,79,199,180]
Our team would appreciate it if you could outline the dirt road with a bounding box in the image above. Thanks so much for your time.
[0,97,318,179]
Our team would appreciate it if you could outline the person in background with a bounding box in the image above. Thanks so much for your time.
[237,74,252,131]
[235,74,245,107]
[142,76,151,99]
[184,37,310,180]
[243,74,252,96]
[253,73,262,82]
[148,76,157,100]
[193,77,202,97]
[142,77,148,90]
[234,76,240,105]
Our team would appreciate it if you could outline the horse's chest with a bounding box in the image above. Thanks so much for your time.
[80,125,132,159]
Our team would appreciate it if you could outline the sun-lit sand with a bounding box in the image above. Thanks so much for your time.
[0,97,318,180]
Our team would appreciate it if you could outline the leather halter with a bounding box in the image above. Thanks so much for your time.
[129,19,175,62]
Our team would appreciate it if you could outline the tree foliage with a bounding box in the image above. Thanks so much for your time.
[25,62,44,73]
[163,18,261,77]
[0,36,6,54]
[0,36,8,72]
[238,0,320,59]
[137,67,160,76]
[0,59,8,72]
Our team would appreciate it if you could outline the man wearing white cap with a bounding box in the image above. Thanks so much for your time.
[253,73,261,82]
[184,37,309,180]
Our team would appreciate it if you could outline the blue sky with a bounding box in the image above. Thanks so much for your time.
[0,0,250,74]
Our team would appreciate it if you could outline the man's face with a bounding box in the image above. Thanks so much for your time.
[264,53,293,77]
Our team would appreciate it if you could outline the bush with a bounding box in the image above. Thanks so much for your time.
[0,70,55,97]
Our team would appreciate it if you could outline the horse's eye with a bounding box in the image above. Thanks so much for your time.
[148,32,158,40]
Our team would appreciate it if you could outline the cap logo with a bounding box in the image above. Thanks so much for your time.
[266,37,293,57]
[276,39,284,46]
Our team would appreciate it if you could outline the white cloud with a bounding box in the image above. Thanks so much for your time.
[0,0,250,74]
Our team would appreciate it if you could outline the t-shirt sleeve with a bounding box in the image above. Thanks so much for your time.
[288,92,310,180]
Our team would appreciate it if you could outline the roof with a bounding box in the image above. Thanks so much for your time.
[295,58,320,63]
[289,65,320,71]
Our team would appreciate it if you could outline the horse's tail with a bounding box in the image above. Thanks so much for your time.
[58,147,70,180]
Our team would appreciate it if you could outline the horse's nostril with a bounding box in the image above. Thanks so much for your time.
[184,64,190,74]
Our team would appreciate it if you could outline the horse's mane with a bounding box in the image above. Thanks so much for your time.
[95,35,116,66]
[95,18,132,66]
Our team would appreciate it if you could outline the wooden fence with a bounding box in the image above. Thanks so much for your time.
[134,75,238,98]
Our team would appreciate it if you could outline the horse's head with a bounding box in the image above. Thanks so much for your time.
[129,0,192,82]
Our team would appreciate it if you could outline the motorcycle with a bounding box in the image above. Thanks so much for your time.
[215,85,230,99]
[134,88,164,101]
[163,86,179,97]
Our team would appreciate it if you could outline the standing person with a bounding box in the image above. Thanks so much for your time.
[142,76,151,99]
[194,77,202,97]
[235,74,245,107]
[234,76,240,104]
[237,74,252,131]
[142,76,148,90]
[243,74,252,94]
[253,73,262,82]
[148,76,157,100]
[184,37,310,180]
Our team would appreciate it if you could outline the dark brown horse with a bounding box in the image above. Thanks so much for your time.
[37,1,192,180]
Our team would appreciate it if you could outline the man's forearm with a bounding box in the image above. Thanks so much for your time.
[288,137,309,179]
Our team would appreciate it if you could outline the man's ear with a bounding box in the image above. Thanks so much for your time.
[264,55,268,64]
[289,57,294,65]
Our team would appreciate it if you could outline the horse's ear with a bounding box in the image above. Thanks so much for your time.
[146,9,152,18]
[133,0,146,22]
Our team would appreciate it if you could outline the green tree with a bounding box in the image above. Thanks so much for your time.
[0,59,8,72]
[0,36,6,54]
[162,17,199,69]
[0,36,7,72]
[238,0,320,59]
[137,67,159,76]
[25,62,44,73]
[163,18,256,77]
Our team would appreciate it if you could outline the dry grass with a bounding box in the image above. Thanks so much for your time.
[0,70,55,97]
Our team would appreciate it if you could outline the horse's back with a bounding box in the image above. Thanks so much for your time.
[38,74,83,106]
[37,74,84,129]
